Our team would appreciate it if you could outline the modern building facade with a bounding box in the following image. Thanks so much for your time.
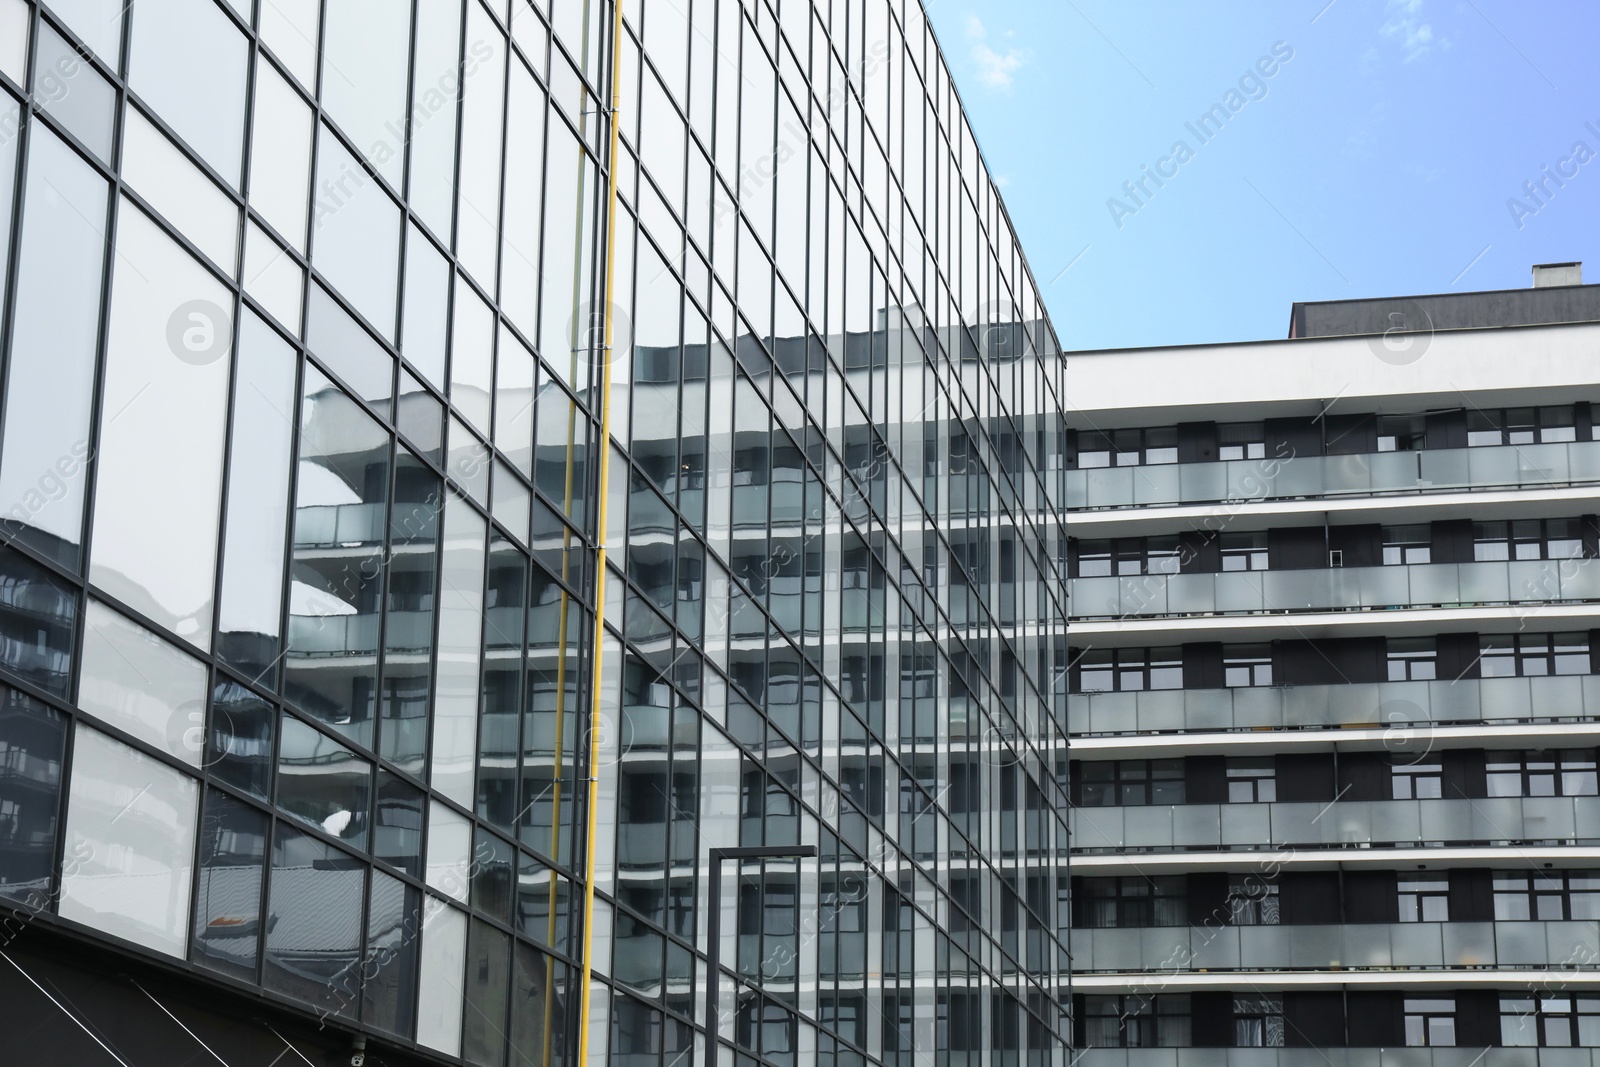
[1065,267,1600,1062]
[0,1,1071,1065]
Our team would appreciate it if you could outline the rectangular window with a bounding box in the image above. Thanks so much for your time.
[1072,647,1184,693]
[1233,996,1284,1047]
[1387,637,1437,681]
[1398,875,1450,922]
[1475,519,1587,562]
[1501,994,1600,1047]
[1377,414,1427,452]
[1227,879,1280,925]
[1481,633,1592,678]
[1078,876,1187,928]
[1392,759,1443,800]
[1494,871,1600,921]
[1077,760,1185,807]
[1471,406,1579,447]
[1220,532,1268,572]
[1083,995,1190,1047]
[1218,423,1266,462]
[1072,427,1179,469]
[1226,758,1276,803]
[1486,749,1599,797]
[1223,645,1273,688]
[1404,998,1456,1047]
[1382,525,1432,566]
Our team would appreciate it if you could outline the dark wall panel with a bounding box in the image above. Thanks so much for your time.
[1344,870,1400,923]
[1285,992,1345,1047]
[1347,991,1401,1046]
[1276,753,1336,803]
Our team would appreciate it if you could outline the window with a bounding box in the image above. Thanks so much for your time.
[1070,537,1181,578]
[1398,875,1450,922]
[1218,423,1265,462]
[1387,637,1437,681]
[1220,532,1268,571]
[1501,994,1600,1047]
[1493,871,1600,921]
[1382,525,1432,565]
[1233,996,1284,1047]
[1473,519,1586,562]
[1226,878,1280,925]
[1071,647,1182,693]
[1469,405,1579,447]
[1225,758,1276,803]
[1078,876,1186,928]
[1486,749,1598,797]
[1073,427,1179,469]
[1377,414,1427,452]
[1404,998,1456,1046]
[1077,760,1185,807]
[1083,994,1190,1048]
[1479,633,1591,677]
[1392,759,1443,799]
[1223,645,1272,688]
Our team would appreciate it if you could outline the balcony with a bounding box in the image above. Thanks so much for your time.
[1067,675,1600,736]
[1074,1050,1600,1066]
[1072,920,1600,973]
[1066,439,1600,511]
[1069,559,1600,621]
[1070,796,1600,853]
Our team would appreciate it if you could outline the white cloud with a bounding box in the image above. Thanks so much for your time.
[1380,0,1447,62]
[994,175,1012,188]
[965,14,1027,91]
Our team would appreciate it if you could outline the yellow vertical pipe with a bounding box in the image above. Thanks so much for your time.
[576,0,624,1061]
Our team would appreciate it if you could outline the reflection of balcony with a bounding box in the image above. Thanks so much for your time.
[291,502,394,547]
[1073,919,1600,973]
[1067,439,1600,510]
[1071,559,1600,620]
[1068,674,1600,735]
[286,610,436,655]
[1071,796,1600,853]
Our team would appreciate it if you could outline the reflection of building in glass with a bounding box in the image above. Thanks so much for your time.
[1066,271,1600,1061]
[0,1,1069,1064]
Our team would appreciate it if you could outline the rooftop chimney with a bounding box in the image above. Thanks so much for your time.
[1532,262,1582,288]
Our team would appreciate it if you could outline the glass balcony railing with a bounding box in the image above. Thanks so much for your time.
[1070,796,1600,853]
[1070,558,1600,620]
[1068,439,1600,511]
[1073,1048,1596,1066]
[1067,674,1600,736]
[1073,919,1598,973]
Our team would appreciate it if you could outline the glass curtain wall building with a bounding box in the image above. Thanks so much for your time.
[1064,277,1600,1064]
[0,0,1070,1065]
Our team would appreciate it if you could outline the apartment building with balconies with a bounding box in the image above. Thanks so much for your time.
[1064,265,1600,1063]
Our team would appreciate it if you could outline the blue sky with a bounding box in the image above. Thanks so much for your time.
[925,0,1600,351]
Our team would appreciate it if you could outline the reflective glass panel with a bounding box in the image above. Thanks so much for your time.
[128,0,248,186]
[284,368,389,748]
[34,21,115,162]
[0,688,65,905]
[88,202,232,649]
[216,310,296,684]
[60,724,199,957]
[311,123,400,340]
[263,821,364,1018]
[0,126,107,570]
[191,788,266,981]
[277,713,371,848]
[77,599,209,766]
